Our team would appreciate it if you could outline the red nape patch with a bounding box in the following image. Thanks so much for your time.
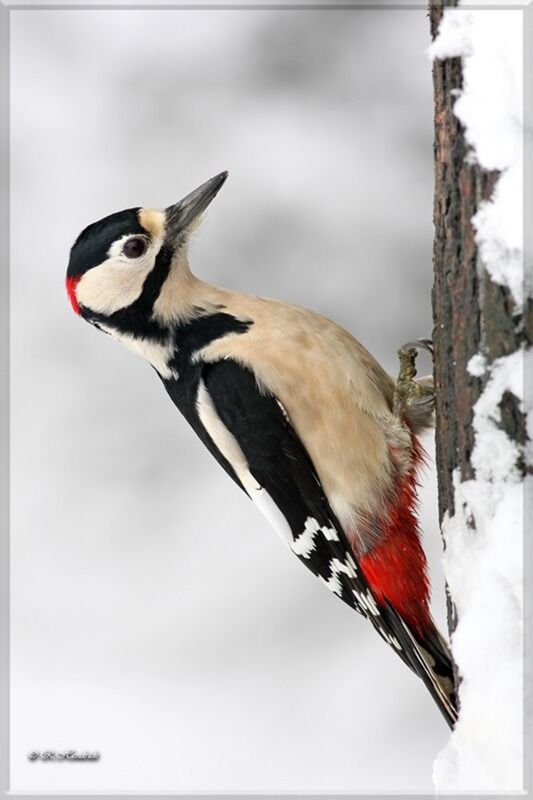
[66,275,81,315]
[359,439,431,638]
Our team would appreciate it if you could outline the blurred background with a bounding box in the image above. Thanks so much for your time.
[10,6,447,792]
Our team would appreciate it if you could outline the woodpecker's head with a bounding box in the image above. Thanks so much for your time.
[66,171,228,325]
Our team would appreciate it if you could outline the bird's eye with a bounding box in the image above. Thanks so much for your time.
[122,237,148,259]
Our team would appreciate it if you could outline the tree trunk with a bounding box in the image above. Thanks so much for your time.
[429,0,529,680]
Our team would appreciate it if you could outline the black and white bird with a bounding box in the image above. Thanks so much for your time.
[66,172,457,728]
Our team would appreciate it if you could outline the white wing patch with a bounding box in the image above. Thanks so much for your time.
[195,380,293,545]
[250,487,294,545]
[196,380,252,483]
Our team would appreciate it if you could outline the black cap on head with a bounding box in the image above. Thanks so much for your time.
[67,207,144,278]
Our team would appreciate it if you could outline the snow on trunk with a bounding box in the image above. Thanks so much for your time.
[428,7,526,792]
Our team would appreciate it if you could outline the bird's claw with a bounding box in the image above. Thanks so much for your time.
[393,339,435,419]
[399,338,433,356]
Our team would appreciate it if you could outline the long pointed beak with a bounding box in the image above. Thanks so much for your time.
[165,171,228,240]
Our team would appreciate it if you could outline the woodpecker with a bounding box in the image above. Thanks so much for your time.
[66,172,458,728]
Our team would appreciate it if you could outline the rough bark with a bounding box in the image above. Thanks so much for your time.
[429,0,529,646]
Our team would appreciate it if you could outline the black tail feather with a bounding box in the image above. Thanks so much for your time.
[383,604,458,729]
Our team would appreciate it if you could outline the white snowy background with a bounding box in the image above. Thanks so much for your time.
[429,6,525,793]
[11,6,451,793]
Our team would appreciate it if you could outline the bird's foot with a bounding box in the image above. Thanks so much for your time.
[393,339,435,424]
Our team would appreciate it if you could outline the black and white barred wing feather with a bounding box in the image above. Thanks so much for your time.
[162,355,456,726]
[195,360,411,659]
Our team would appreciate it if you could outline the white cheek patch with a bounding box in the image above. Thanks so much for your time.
[77,261,152,316]
[195,380,294,545]
[76,229,165,317]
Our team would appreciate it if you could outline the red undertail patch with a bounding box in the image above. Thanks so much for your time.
[359,437,431,638]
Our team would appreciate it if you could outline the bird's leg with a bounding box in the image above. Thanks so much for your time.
[393,339,435,431]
